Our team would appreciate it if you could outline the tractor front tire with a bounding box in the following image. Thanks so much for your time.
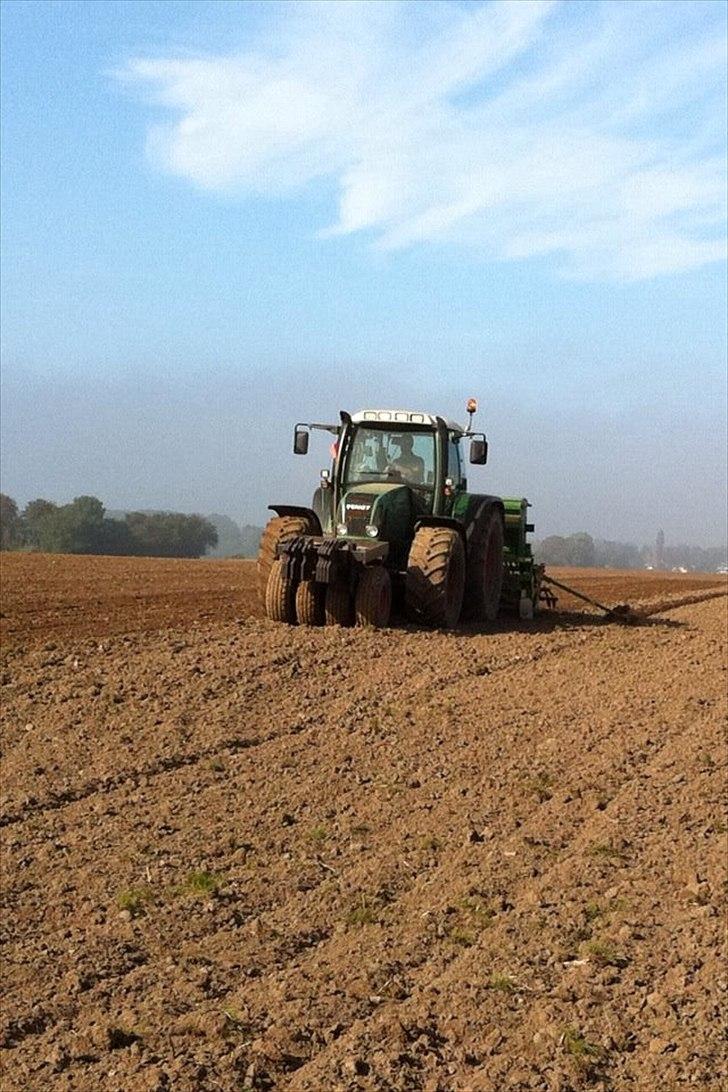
[296,578,324,626]
[355,567,392,628]
[406,526,466,628]
[265,559,297,623]
[464,507,504,622]
[257,515,316,603]
[325,582,353,626]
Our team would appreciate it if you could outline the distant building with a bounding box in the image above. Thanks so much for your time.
[655,529,665,569]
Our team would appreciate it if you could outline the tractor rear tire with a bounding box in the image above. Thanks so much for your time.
[265,559,297,623]
[355,567,392,628]
[406,526,466,628]
[464,507,504,622]
[257,515,316,603]
[325,582,353,626]
[296,578,324,626]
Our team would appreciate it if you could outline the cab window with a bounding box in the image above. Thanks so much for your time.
[345,427,436,488]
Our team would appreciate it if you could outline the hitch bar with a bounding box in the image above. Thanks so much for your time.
[541,575,637,624]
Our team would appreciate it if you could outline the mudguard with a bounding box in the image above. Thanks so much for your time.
[268,504,322,534]
[414,515,467,542]
[451,494,504,541]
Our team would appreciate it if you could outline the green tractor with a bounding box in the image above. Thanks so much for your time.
[258,401,544,628]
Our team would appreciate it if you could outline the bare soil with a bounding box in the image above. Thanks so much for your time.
[1,553,726,1091]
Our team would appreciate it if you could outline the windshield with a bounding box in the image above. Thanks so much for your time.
[344,426,436,488]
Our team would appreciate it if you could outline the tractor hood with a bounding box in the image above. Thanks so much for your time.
[339,482,412,540]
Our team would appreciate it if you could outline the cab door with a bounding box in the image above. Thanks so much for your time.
[445,435,464,514]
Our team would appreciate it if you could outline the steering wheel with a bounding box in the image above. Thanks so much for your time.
[384,466,431,491]
[383,465,406,482]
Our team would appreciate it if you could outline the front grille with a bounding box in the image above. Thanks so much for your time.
[343,492,374,537]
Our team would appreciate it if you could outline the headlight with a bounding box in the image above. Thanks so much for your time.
[336,522,348,536]
[365,525,379,538]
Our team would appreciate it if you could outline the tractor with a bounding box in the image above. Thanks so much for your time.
[258,401,544,628]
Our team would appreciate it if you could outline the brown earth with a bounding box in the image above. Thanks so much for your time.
[1,553,726,1091]
[1,553,725,649]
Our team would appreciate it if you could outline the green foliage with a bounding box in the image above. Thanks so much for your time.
[22,498,59,550]
[180,870,219,897]
[1,494,217,557]
[562,1026,606,1076]
[447,927,475,947]
[585,939,629,967]
[116,886,155,917]
[345,898,380,926]
[0,494,22,549]
[457,897,496,927]
[487,973,516,992]
[123,511,217,558]
[587,842,627,863]
[444,897,496,947]
[595,538,644,569]
[20,495,107,553]
[535,531,726,571]
[536,532,596,567]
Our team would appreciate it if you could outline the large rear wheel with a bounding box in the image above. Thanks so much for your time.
[355,567,392,628]
[464,507,504,622]
[265,558,297,623]
[324,582,353,626]
[406,526,466,628]
[257,515,316,603]
[295,578,324,625]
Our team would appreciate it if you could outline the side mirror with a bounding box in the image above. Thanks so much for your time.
[293,428,309,455]
[469,437,488,465]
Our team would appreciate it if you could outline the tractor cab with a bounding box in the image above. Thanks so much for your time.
[333,422,435,569]
[299,409,487,561]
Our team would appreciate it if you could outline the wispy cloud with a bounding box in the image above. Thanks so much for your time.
[120,0,726,280]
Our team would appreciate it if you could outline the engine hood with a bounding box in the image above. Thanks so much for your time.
[340,483,411,538]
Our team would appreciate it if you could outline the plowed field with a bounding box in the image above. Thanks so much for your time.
[1,554,726,1091]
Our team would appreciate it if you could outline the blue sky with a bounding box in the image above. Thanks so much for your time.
[1,0,726,544]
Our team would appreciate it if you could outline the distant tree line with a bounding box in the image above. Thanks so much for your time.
[3,494,724,569]
[194,514,263,559]
[535,531,727,572]
[0,494,217,558]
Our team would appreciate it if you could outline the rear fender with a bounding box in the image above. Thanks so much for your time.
[268,505,322,534]
[455,495,504,542]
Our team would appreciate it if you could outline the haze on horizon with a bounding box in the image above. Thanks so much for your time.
[1,0,726,548]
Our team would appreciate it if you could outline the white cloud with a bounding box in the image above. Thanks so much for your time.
[120,0,726,280]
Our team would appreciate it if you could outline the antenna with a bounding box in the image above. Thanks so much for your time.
[466,397,478,431]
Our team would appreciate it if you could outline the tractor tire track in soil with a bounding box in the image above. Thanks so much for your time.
[1,623,618,827]
[0,554,726,1091]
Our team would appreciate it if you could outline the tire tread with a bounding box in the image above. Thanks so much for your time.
[406,526,465,628]
[265,559,296,623]
[257,516,314,602]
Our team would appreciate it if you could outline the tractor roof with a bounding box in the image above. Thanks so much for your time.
[352,409,465,433]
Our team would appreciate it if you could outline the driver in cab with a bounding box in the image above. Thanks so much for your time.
[389,434,425,484]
